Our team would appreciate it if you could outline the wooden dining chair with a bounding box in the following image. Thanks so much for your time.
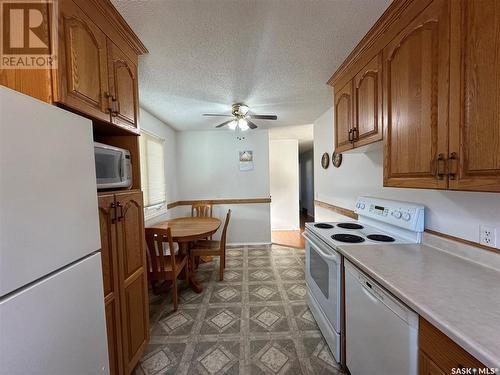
[145,227,188,311]
[191,203,213,218]
[190,210,231,281]
[191,203,214,263]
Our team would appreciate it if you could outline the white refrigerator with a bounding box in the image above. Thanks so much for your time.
[0,87,109,374]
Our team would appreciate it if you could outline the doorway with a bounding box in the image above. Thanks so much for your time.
[269,125,314,249]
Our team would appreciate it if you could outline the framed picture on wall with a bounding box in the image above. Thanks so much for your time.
[239,150,254,171]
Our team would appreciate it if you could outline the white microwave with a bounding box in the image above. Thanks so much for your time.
[94,142,132,190]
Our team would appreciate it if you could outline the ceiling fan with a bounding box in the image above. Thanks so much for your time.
[203,103,277,131]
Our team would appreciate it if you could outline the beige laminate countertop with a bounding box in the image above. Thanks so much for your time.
[336,243,500,369]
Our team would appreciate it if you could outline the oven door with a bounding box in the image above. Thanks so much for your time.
[304,232,340,333]
[94,145,128,189]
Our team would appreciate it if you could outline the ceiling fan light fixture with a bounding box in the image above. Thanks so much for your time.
[228,120,237,130]
[238,118,249,131]
[239,105,249,115]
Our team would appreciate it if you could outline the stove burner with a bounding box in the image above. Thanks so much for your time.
[367,234,395,242]
[336,222,364,230]
[314,223,334,229]
[331,234,365,243]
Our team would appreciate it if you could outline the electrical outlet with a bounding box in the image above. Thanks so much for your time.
[479,225,497,247]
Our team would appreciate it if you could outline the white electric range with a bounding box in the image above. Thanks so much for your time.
[303,196,425,364]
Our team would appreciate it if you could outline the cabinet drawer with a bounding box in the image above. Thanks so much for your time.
[419,318,484,373]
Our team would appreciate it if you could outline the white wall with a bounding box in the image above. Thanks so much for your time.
[270,140,300,230]
[300,149,315,217]
[176,130,271,244]
[314,107,500,249]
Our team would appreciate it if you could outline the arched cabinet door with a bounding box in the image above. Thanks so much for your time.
[448,0,500,192]
[58,0,109,122]
[107,42,139,130]
[114,191,148,373]
[383,0,449,189]
[353,54,382,148]
[334,82,354,153]
[97,194,123,375]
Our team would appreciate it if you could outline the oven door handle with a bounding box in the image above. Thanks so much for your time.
[304,232,338,262]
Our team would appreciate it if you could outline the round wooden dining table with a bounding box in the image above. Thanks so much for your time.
[151,216,221,292]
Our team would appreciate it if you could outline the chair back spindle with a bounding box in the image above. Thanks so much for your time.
[191,203,213,218]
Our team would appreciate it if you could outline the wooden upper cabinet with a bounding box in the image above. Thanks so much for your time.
[448,0,500,192]
[107,42,139,130]
[115,191,148,373]
[383,0,449,189]
[335,82,354,152]
[57,0,110,122]
[353,54,383,148]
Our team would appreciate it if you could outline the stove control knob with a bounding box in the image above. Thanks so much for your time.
[359,203,365,209]
[402,212,411,221]
[392,211,402,219]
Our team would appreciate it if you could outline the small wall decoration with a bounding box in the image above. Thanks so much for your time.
[332,151,343,168]
[321,152,330,169]
[239,150,254,171]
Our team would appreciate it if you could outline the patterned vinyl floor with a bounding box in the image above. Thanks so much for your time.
[133,245,345,375]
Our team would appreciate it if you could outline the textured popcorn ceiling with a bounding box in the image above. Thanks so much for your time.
[112,0,390,131]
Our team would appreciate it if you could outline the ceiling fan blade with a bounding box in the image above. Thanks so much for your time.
[247,120,258,129]
[215,119,234,128]
[249,114,278,120]
[203,114,232,117]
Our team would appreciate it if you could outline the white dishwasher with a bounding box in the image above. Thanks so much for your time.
[345,261,419,375]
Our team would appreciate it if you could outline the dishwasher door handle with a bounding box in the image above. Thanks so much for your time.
[361,283,379,304]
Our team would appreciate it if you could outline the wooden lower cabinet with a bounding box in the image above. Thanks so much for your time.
[419,351,446,375]
[105,296,124,375]
[98,191,149,374]
[419,318,485,374]
[115,191,149,373]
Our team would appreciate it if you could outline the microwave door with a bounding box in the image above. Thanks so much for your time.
[95,148,122,188]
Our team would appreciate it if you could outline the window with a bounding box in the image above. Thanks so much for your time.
[139,130,166,208]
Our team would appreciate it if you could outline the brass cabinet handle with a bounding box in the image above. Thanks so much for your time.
[353,126,359,141]
[110,202,117,224]
[104,92,119,116]
[104,92,113,114]
[111,97,119,117]
[348,128,354,142]
[448,152,458,180]
[436,153,446,180]
[116,202,124,222]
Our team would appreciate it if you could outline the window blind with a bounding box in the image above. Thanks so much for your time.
[139,130,166,207]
